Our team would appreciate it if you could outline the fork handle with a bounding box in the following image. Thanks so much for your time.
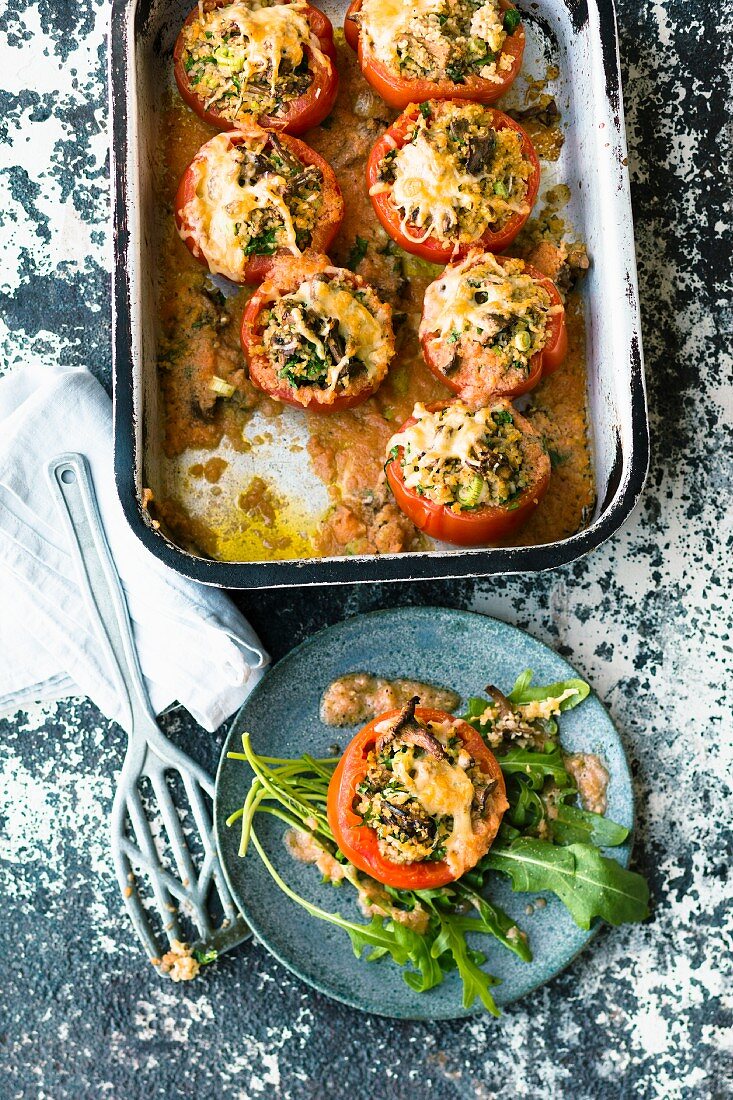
[47,452,160,741]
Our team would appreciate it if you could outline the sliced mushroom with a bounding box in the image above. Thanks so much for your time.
[485,685,515,717]
[473,779,498,814]
[376,696,419,753]
[442,351,460,376]
[380,800,436,843]
[376,697,447,759]
[465,133,497,176]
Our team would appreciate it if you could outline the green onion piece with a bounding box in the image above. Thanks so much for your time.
[513,330,532,352]
[209,375,235,398]
[457,474,484,507]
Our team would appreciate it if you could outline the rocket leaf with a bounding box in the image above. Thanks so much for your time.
[499,744,572,787]
[507,670,590,710]
[481,838,649,929]
[551,795,629,848]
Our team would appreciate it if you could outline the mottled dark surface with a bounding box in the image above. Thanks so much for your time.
[1,1,731,1098]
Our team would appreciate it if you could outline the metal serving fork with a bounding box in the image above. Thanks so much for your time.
[47,453,249,969]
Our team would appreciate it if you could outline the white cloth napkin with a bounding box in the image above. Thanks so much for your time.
[0,363,269,732]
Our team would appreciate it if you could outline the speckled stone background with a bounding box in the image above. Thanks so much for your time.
[1,1,731,1097]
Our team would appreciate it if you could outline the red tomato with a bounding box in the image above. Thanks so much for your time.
[535,271,568,375]
[385,399,551,545]
[344,0,524,109]
[173,0,338,135]
[366,103,540,263]
[174,129,344,285]
[240,254,393,412]
[420,254,567,398]
[327,707,507,890]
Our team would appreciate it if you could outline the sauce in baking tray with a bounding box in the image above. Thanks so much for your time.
[151,34,594,561]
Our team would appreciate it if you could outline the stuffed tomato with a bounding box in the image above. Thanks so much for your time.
[420,250,567,401]
[327,699,508,889]
[344,0,525,110]
[366,100,540,263]
[175,126,343,284]
[240,252,395,411]
[385,398,550,545]
[174,0,338,135]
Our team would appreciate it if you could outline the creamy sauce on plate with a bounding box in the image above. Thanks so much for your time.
[320,673,461,726]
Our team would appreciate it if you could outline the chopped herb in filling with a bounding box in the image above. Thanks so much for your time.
[388,400,532,510]
[238,134,322,253]
[180,0,318,123]
[261,273,386,392]
[358,0,519,85]
[376,102,531,244]
[356,699,496,865]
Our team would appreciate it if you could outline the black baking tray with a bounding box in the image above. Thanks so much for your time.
[110,0,649,588]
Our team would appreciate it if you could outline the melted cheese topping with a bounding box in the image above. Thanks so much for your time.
[359,0,508,80]
[203,1,317,92]
[388,399,529,508]
[181,133,298,280]
[291,278,389,387]
[389,401,497,472]
[421,252,555,343]
[359,0,441,63]
[389,130,476,243]
[373,107,532,245]
[392,751,476,876]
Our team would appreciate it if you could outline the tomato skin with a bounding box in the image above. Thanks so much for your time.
[420,254,567,398]
[344,0,524,109]
[174,131,344,285]
[327,707,506,890]
[366,104,540,263]
[426,347,544,399]
[240,259,392,412]
[537,277,568,375]
[420,326,543,402]
[173,0,338,135]
[343,0,360,50]
[385,399,551,546]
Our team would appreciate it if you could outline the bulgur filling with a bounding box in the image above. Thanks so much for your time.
[388,400,533,511]
[180,0,323,123]
[373,102,532,245]
[356,700,499,871]
[357,0,521,85]
[261,272,391,392]
[474,684,582,750]
[421,252,560,375]
[182,131,323,277]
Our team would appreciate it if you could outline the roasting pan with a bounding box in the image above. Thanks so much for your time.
[110,0,649,589]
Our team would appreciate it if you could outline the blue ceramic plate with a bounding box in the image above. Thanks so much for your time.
[214,607,634,1020]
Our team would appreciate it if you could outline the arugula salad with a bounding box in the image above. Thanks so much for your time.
[226,671,649,1016]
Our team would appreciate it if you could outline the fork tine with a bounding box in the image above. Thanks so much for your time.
[112,835,161,960]
[146,763,214,936]
[181,772,241,923]
[126,785,182,942]
[119,838,207,906]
